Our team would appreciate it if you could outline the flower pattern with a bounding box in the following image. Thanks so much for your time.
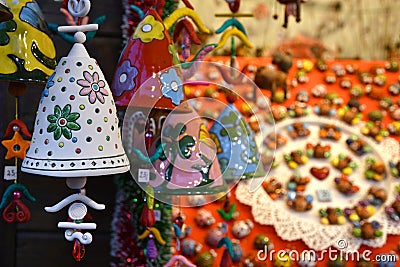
[160,68,184,106]
[47,104,81,140]
[133,15,164,43]
[111,60,138,97]
[77,71,108,104]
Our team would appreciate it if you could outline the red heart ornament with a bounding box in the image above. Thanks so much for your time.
[310,167,330,180]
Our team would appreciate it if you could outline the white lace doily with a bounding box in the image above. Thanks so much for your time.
[236,115,400,251]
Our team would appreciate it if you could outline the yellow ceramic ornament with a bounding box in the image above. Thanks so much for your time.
[0,0,56,82]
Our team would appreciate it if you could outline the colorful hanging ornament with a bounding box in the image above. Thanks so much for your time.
[0,183,35,223]
[214,0,253,82]
[139,186,156,227]
[0,0,56,83]
[112,8,185,108]
[0,0,56,224]
[167,1,216,79]
[21,0,129,260]
[122,0,179,42]
[1,121,31,160]
[138,227,166,261]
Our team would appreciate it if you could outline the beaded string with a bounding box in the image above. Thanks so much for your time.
[14,96,18,184]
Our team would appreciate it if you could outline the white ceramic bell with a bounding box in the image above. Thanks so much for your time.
[21,32,129,177]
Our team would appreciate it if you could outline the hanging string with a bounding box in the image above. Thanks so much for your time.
[15,96,19,120]
[14,96,19,184]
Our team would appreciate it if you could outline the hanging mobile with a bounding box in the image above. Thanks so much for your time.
[0,0,57,224]
[163,0,216,80]
[214,0,254,84]
[1,119,35,223]
[20,0,129,261]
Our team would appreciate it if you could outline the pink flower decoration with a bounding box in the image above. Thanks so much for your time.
[77,71,108,104]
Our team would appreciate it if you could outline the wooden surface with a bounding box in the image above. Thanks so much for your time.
[0,0,124,266]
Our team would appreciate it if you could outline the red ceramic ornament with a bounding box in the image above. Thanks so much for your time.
[227,0,240,13]
[111,8,185,110]
[72,239,85,261]
[139,204,156,227]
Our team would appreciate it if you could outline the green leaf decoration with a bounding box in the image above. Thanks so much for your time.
[66,113,80,122]
[47,115,57,123]
[62,104,71,117]
[54,105,61,117]
[62,127,72,139]
[66,122,81,131]
[47,123,57,132]
[54,127,62,140]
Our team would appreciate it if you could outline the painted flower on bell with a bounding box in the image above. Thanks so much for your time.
[160,68,184,106]
[133,15,164,43]
[77,71,108,104]
[47,104,81,140]
[112,60,138,97]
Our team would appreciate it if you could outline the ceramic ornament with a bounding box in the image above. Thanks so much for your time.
[111,8,184,110]
[0,0,56,83]
[148,106,227,195]
[126,104,227,197]
[213,0,253,80]
[0,0,55,224]
[20,0,129,261]
[21,34,129,176]
[165,4,215,80]
[209,103,265,180]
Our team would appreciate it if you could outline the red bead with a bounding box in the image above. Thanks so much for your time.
[226,94,237,104]
[174,215,184,228]
[12,191,21,199]
[72,239,85,261]
[145,130,153,151]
